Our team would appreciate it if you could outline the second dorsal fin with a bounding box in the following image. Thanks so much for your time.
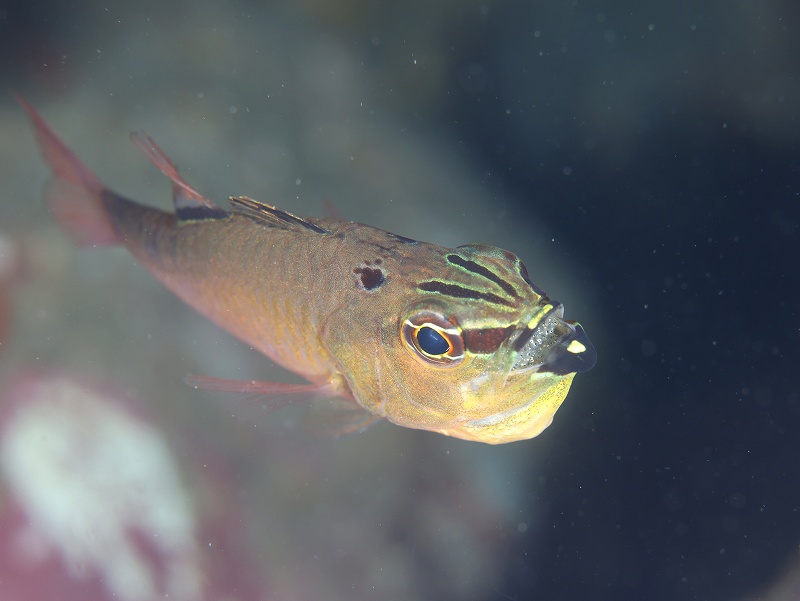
[130,132,229,221]
[230,196,329,234]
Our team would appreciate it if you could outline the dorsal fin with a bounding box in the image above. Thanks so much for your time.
[322,197,346,221]
[230,196,329,234]
[129,132,229,221]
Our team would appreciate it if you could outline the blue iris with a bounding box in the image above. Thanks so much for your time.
[417,326,450,355]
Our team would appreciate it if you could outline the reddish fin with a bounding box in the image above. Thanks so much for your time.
[185,373,333,396]
[130,132,227,220]
[15,93,119,247]
[186,373,380,437]
[185,374,338,422]
[308,398,382,438]
[322,197,346,221]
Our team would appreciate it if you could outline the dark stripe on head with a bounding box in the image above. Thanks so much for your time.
[418,281,513,307]
[463,326,514,354]
[446,254,518,298]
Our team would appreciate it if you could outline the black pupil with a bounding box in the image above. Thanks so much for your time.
[417,326,450,355]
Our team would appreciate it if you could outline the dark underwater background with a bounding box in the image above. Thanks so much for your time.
[0,1,797,600]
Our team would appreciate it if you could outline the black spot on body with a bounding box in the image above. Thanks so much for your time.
[354,266,385,291]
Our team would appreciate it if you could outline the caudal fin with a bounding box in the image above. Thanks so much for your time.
[15,93,120,247]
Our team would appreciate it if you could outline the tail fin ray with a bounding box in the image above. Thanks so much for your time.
[15,93,119,247]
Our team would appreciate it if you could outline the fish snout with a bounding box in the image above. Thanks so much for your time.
[511,306,596,376]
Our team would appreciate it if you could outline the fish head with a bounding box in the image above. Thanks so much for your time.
[325,242,596,444]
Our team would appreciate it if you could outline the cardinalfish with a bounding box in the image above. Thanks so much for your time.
[18,96,596,444]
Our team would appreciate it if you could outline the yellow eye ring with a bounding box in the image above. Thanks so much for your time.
[402,311,464,366]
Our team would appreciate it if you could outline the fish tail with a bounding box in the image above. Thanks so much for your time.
[15,93,120,247]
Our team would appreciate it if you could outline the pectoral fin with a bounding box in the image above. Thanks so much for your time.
[185,374,333,396]
[185,374,381,438]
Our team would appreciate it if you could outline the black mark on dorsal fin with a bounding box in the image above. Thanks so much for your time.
[176,205,230,221]
[386,232,417,244]
[230,196,328,234]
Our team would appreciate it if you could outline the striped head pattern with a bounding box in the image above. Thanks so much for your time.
[323,237,596,444]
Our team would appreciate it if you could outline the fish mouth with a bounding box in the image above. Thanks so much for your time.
[510,304,596,375]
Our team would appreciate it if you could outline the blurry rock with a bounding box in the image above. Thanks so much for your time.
[0,372,269,601]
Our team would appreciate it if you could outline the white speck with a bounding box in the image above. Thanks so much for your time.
[229,105,237,114]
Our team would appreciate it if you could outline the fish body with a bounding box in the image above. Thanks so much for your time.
[20,97,596,444]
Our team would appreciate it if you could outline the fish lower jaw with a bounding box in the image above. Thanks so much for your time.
[437,374,576,444]
[442,404,554,444]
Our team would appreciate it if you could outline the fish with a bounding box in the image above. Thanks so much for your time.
[18,96,596,444]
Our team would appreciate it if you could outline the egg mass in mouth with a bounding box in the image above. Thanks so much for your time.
[511,305,596,375]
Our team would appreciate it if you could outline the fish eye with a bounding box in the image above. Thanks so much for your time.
[402,311,464,366]
[416,326,450,355]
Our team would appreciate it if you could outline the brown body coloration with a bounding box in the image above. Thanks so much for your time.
[19,96,596,444]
